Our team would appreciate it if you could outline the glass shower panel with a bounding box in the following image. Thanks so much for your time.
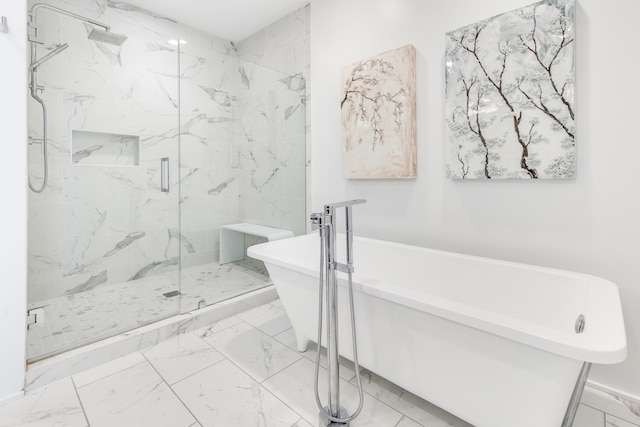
[177,25,307,312]
[26,0,181,362]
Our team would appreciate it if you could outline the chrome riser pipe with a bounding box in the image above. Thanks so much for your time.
[561,362,592,427]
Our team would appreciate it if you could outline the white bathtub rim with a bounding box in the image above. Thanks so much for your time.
[248,234,627,365]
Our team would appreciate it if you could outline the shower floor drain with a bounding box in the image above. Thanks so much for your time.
[162,290,182,298]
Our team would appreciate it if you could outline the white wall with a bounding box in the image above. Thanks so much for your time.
[0,0,27,404]
[311,0,640,398]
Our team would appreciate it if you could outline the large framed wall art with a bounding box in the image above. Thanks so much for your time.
[341,44,417,179]
[445,0,575,179]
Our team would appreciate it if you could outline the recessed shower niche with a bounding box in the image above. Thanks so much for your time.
[71,130,140,166]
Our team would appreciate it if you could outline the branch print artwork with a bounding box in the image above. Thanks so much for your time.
[341,45,417,179]
[445,0,575,179]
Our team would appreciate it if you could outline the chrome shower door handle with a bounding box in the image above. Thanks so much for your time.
[160,157,169,193]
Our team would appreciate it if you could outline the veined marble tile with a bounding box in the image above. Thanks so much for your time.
[0,378,86,427]
[264,197,306,235]
[292,419,313,427]
[77,361,195,427]
[395,417,423,427]
[583,385,640,425]
[270,298,284,309]
[607,414,640,427]
[236,303,292,337]
[172,359,301,427]
[272,328,356,381]
[72,352,146,388]
[142,332,225,385]
[572,404,606,427]
[354,369,472,427]
[275,136,307,169]
[263,358,403,427]
[285,167,306,199]
[192,315,244,338]
[201,321,302,383]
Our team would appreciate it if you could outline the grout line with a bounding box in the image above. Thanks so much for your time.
[159,332,309,426]
[70,376,92,427]
[207,316,304,383]
[141,352,202,426]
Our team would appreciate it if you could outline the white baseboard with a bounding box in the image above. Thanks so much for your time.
[583,380,640,424]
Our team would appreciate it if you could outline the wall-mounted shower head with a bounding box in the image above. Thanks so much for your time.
[88,28,127,46]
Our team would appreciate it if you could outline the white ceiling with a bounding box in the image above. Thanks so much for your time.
[123,0,311,42]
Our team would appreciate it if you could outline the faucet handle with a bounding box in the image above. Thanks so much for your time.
[310,213,323,230]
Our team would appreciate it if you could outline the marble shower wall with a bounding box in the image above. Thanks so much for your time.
[27,0,310,304]
[28,0,184,303]
[177,5,310,276]
[176,24,240,272]
[234,5,310,236]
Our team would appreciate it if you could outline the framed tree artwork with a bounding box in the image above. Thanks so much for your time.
[341,45,417,179]
[445,0,575,179]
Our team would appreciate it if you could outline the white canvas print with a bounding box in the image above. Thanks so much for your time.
[341,45,417,179]
[445,0,575,179]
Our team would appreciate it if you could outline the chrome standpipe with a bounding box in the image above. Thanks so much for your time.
[311,199,366,427]
[561,362,592,427]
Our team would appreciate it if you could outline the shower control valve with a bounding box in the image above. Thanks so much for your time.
[310,212,326,230]
[310,212,323,225]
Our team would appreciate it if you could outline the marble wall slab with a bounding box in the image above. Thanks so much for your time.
[234,6,309,236]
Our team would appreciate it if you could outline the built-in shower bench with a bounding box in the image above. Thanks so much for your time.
[219,223,294,265]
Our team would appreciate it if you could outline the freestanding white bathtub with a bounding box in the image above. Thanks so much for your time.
[248,233,627,427]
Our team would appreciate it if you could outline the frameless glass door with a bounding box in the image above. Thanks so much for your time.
[26,0,182,361]
[177,26,307,312]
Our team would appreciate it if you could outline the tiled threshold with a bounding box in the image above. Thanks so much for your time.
[25,286,278,392]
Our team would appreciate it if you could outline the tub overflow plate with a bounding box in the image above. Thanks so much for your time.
[574,314,585,334]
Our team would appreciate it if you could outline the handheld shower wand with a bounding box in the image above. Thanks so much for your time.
[27,3,128,193]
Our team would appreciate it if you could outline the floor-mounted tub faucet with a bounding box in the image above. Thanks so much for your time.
[310,199,366,427]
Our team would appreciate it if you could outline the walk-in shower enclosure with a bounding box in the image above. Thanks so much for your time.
[26,0,309,361]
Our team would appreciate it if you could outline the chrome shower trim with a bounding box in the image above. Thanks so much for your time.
[29,3,111,31]
[29,43,68,71]
[27,3,127,193]
[312,199,366,425]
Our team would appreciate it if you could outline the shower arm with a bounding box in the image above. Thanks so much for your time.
[28,2,113,47]
[29,3,111,32]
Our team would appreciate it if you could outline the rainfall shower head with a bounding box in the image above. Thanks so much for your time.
[88,28,128,46]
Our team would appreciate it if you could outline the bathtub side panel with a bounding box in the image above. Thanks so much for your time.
[267,263,584,427]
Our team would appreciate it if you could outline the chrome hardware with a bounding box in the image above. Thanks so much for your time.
[575,314,585,334]
[27,22,43,43]
[1,16,8,34]
[27,307,45,329]
[312,199,366,426]
[310,212,324,232]
[160,157,169,193]
[562,362,592,427]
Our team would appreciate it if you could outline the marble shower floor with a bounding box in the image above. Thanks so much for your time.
[3,299,606,427]
[27,259,270,361]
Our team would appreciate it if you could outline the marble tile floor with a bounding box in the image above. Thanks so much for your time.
[27,259,270,361]
[8,298,627,427]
